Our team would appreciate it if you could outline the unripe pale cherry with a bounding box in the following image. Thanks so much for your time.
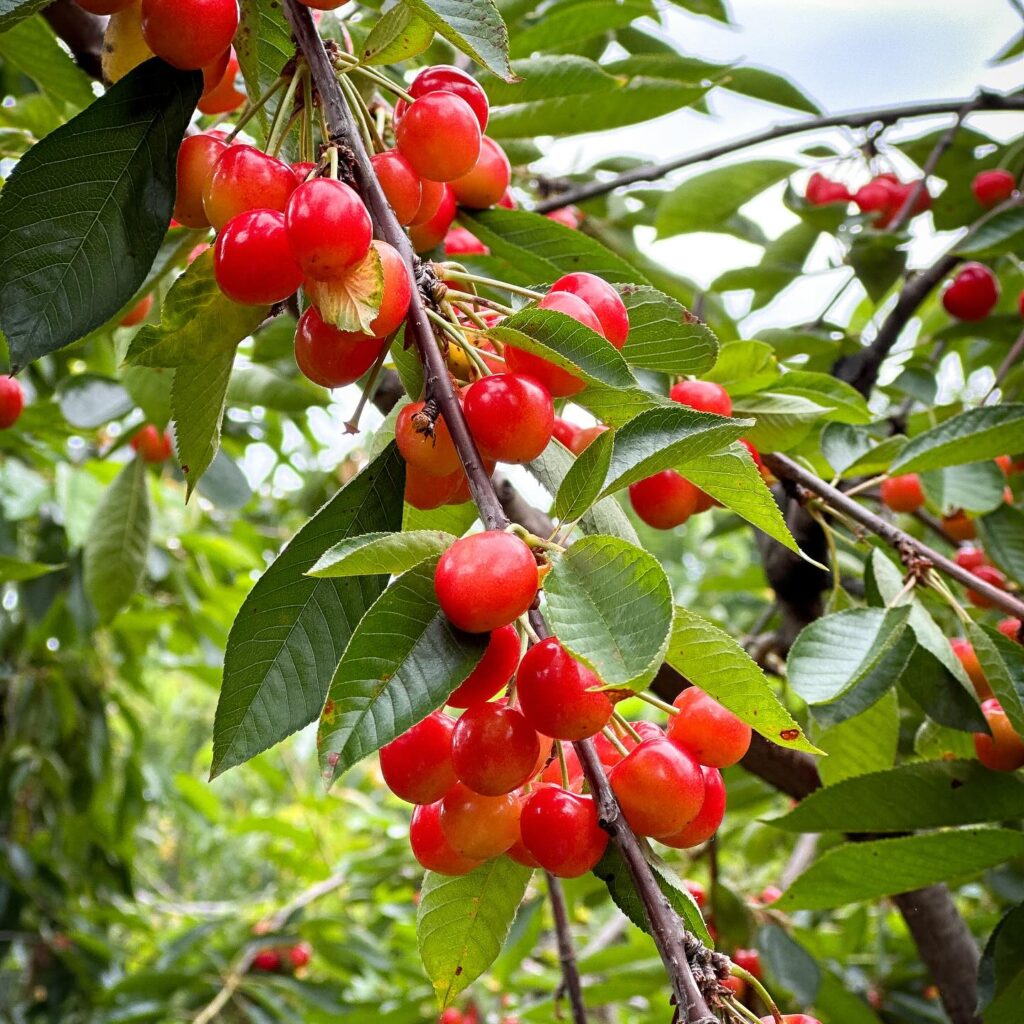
[0,377,26,429]
[974,699,1024,772]
[439,783,522,859]
[659,765,726,848]
[140,0,239,71]
[451,702,540,795]
[214,209,303,305]
[203,145,296,231]
[396,64,490,131]
[434,532,538,633]
[294,308,388,388]
[546,207,581,229]
[130,424,172,463]
[199,49,245,115]
[448,624,520,707]
[520,787,608,878]
[396,92,482,183]
[410,801,485,875]
[668,687,751,767]
[628,471,700,530]
[950,638,993,700]
[880,473,925,513]
[408,184,457,251]
[942,263,999,321]
[174,132,227,228]
[379,710,456,804]
[550,272,630,348]
[396,400,461,477]
[670,379,732,417]
[372,150,422,225]
[972,169,1016,207]
[464,373,555,464]
[451,137,511,209]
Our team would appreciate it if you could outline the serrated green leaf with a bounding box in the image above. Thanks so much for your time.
[482,54,619,106]
[56,375,133,429]
[847,231,908,302]
[509,0,650,57]
[361,1,434,65]
[308,530,455,578]
[980,503,1024,584]
[921,460,1007,515]
[405,0,514,80]
[552,429,614,522]
[704,340,779,394]
[0,554,64,583]
[732,391,833,452]
[237,0,291,138]
[0,15,94,112]
[0,0,51,34]
[618,285,718,376]
[227,364,329,412]
[956,206,1024,260]
[418,857,531,1008]
[979,903,1024,1024]
[211,445,406,779]
[774,371,871,425]
[970,623,1024,737]
[821,423,906,477]
[891,404,1024,474]
[756,924,821,1005]
[816,690,899,785]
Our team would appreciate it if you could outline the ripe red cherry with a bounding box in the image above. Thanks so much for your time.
[520,787,608,878]
[439,783,522,859]
[670,380,732,416]
[741,437,767,475]
[950,638,993,700]
[451,702,540,795]
[174,132,227,228]
[285,179,372,280]
[451,137,511,209]
[805,172,851,206]
[379,710,456,804]
[609,737,705,838]
[204,145,296,231]
[291,162,316,184]
[396,92,482,182]
[569,425,608,455]
[199,49,245,115]
[942,263,999,321]
[396,64,489,131]
[550,273,629,348]
[516,638,614,741]
[854,177,901,221]
[731,948,762,980]
[439,1011,465,1024]
[659,766,726,848]
[448,624,520,707]
[408,184,457,252]
[372,150,422,225]
[942,510,977,541]
[140,0,240,71]
[966,564,1007,609]
[410,801,485,875]
[396,401,461,477]
[405,465,466,511]
[684,879,706,909]
[464,374,555,464]
[546,207,581,229]
[972,169,1016,207]
[955,546,987,570]
[288,942,312,969]
[214,209,303,305]
[668,687,752,767]
[251,949,282,972]
[553,417,581,449]
[130,424,173,463]
[628,471,700,530]
[434,532,538,633]
[120,293,153,327]
[759,1016,823,1024]
[998,618,1022,643]
[444,226,488,255]
[294,308,387,388]
[974,699,1024,772]
[410,178,446,226]
[508,834,541,868]
[880,473,925,513]
[0,377,26,430]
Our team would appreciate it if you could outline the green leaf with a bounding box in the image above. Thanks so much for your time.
[712,222,820,309]
[777,829,1024,911]
[979,903,1024,1024]
[318,559,488,782]
[956,206,1024,260]
[665,606,818,753]
[236,0,292,137]
[308,530,455,579]
[0,554,64,583]
[56,375,133,429]
[921,460,1007,515]
[0,0,50,33]
[821,423,905,477]
[656,160,797,239]
[418,857,531,1008]
[482,54,618,106]
[980,503,1024,584]
[970,623,1024,737]
[731,391,833,452]
[704,340,779,394]
[210,445,406,779]
[666,0,732,22]
[509,0,649,57]
[83,457,152,624]
[227,365,329,412]
[890,404,1024,474]
[0,60,201,368]
[404,0,514,81]
[618,285,718,376]
[847,231,908,302]
[722,66,821,115]
[361,1,434,65]
[816,690,899,786]
[756,924,821,1005]
[543,535,673,690]
[0,15,95,112]
[552,430,614,523]
[774,371,871,425]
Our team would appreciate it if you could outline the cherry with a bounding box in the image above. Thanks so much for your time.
[550,273,629,348]
[854,176,901,222]
[451,137,511,209]
[408,185,457,252]
[996,454,1013,476]
[372,150,422,225]
[569,425,608,456]
[120,293,153,327]
[545,207,581,229]
[628,471,700,530]
[942,263,999,321]
[758,885,783,904]
[684,879,706,909]
[880,473,925,513]
[410,801,485,875]
[966,564,1007,609]
[609,737,705,838]
[732,948,762,980]
[741,438,767,475]
[439,1011,464,1024]
[668,687,751,767]
[464,374,554,464]
[396,65,489,132]
[199,49,245,115]
[974,699,1024,772]
[448,623,520,707]
[291,161,316,184]
[294,308,387,388]
[396,400,461,477]
[972,169,1016,208]
[298,0,348,8]
[498,189,517,209]
[553,417,581,450]
[950,638,993,700]
[288,942,312,969]
[444,226,488,256]
[999,618,1022,643]
[360,239,412,338]
[452,702,540,795]
[405,465,466,511]
[805,172,851,206]
[439,783,522,859]
[520,787,608,878]
[174,132,227,228]
[722,977,747,999]
[670,379,732,417]
[434,531,538,632]
[251,949,282,972]
[214,209,303,305]
[140,0,239,71]
[75,0,133,12]
[0,377,26,430]
[410,178,446,226]
[130,424,173,463]
[516,638,614,741]
[659,766,726,848]
[955,546,987,571]
[758,1016,822,1024]
[285,178,372,280]
[204,145,296,231]
[508,834,541,868]
[397,92,482,183]
[379,710,456,804]
[942,510,977,541]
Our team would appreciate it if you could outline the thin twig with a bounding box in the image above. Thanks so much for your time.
[986,326,1024,402]
[547,872,589,1024]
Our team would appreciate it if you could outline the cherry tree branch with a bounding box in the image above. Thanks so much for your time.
[546,872,589,1024]
[533,90,1024,213]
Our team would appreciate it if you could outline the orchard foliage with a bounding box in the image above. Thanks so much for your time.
[1,2,1023,1023]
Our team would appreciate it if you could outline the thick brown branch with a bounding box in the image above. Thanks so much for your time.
[43,0,104,79]
[546,872,589,1024]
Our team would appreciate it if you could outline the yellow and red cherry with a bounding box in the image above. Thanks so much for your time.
[198,49,245,115]
[372,150,422,225]
[950,638,993,700]
[130,424,173,463]
[408,184,457,251]
[203,145,296,231]
[285,178,371,280]
[396,92,482,183]
[439,783,521,859]
[396,400,461,477]
[659,765,726,848]
[119,293,153,327]
[668,687,751,768]
[670,379,732,416]
[294,308,387,388]
[174,132,228,228]
[140,0,240,71]
[451,137,511,210]
[396,64,489,131]
[410,801,486,875]
[880,473,925,513]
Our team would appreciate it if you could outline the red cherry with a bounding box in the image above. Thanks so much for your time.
[972,169,1016,208]
[568,425,607,456]
[740,437,766,475]
[966,564,1007,609]
[140,0,239,71]
[204,145,296,231]
[439,783,522,859]
[659,766,726,848]
[396,92,482,183]
[298,0,348,8]
[805,172,851,206]
[364,239,412,337]
[545,207,581,229]
[854,177,901,222]
[759,1016,823,1024]
[294,308,387,388]
[396,400,461,477]
[942,263,999,321]
[410,801,486,875]
[434,532,538,633]
[451,137,511,209]
[288,942,312,969]
[214,209,303,305]
[174,132,227,228]
[439,1011,465,1024]
[464,374,554,464]
[880,473,925,513]
[498,189,517,209]
[379,710,456,805]
[684,879,706,909]
[408,184,457,252]
[410,178,446,226]
[120,293,153,327]
[998,618,1022,643]
[516,638,613,741]
[199,49,245,115]
[130,424,173,463]
[732,948,762,980]
[405,465,465,511]
[550,273,629,348]
[0,377,25,430]
[942,510,977,541]
[758,885,783,904]
[285,178,372,280]
[668,687,751,767]
[950,639,993,700]
[448,624,520,707]
[444,226,488,255]
[372,150,422,225]
[251,949,282,972]
[609,737,705,838]
[452,702,540,795]
[628,471,700,530]
[670,380,732,416]
[508,834,542,868]
[396,64,489,132]
[974,699,1024,772]
[552,417,581,450]
[954,546,987,571]
[520,787,608,878]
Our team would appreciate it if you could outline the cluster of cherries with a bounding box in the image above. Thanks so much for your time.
[250,940,313,974]
[804,170,930,226]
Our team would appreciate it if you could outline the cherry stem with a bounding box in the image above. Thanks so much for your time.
[266,66,304,156]
[601,727,630,757]
[556,740,571,790]
[726,995,764,1024]
[438,267,545,301]
[446,289,515,316]
[611,711,642,744]
[635,690,680,716]
[333,51,415,103]
[730,964,783,1024]
[545,871,590,1024]
[345,340,392,435]
[226,74,287,142]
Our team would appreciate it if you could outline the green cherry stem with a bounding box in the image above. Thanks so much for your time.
[556,740,571,790]
[611,711,643,743]
[725,995,765,1024]
[730,964,783,1024]
[634,690,680,716]
[266,67,305,156]
[226,75,287,142]
[438,267,545,301]
[446,289,515,316]
[601,727,630,758]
